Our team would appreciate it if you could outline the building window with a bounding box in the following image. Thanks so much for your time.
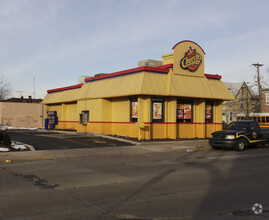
[230,112,233,121]
[130,98,138,122]
[266,93,269,105]
[205,101,213,123]
[79,110,89,125]
[152,98,164,122]
[239,98,244,108]
[177,100,193,123]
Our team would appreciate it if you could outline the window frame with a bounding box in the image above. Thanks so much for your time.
[176,100,193,123]
[130,98,138,122]
[152,98,165,123]
[79,110,89,125]
[229,112,233,121]
[266,93,269,105]
[205,101,214,123]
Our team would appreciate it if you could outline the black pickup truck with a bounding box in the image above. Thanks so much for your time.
[209,120,269,151]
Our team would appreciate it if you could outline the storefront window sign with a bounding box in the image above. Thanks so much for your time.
[205,102,213,123]
[177,104,192,120]
[132,101,138,119]
[206,109,212,119]
[153,103,162,119]
[205,105,212,120]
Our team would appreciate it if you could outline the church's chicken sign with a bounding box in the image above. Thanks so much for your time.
[180,46,202,72]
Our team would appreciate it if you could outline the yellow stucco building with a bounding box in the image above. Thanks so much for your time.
[43,40,234,140]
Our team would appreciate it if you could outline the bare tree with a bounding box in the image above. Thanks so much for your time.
[236,82,259,118]
[0,77,11,101]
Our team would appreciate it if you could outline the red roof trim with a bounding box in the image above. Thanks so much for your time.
[157,63,173,69]
[47,83,83,93]
[172,40,206,55]
[85,66,169,83]
[204,74,222,80]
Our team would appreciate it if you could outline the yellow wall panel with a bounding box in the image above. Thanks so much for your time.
[194,99,205,123]
[152,124,166,139]
[178,124,195,139]
[111,123,127,136]
[129,123,139,138]
[214,101,223,123]
[167,123,177,139]
[65,103,78,122]
[206,124,216,138]
[195,124,205,138]
[111,98,129,122]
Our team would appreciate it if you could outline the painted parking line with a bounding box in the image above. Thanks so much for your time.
[92,139,106,144]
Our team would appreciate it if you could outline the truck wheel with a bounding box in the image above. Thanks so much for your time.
[236,139,246,151]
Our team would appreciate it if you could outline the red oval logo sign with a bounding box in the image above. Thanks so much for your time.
[180,46,202,72]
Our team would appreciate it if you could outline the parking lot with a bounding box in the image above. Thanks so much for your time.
[8,129,134,150]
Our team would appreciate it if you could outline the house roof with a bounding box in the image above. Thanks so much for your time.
[224,82,244,96]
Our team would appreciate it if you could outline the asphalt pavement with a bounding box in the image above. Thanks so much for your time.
[8,129,134,150]
[1,143,269,219]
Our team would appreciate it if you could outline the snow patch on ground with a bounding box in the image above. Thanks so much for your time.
[7,126,38,130]
[11,143,27,150]
[0,143,28,152]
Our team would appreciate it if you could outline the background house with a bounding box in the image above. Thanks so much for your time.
[261,88,269,112]
[223,82,260,124]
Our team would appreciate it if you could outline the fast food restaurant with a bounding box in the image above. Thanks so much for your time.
[42,40,234,140]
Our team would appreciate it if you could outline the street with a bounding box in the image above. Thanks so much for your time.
[1,141,269,219]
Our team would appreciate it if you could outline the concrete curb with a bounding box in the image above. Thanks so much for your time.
[23,143,36,151]
[92,133,139,145]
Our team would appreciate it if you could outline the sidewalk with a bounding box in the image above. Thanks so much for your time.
[0,139,211,163]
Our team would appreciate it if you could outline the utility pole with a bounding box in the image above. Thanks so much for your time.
[252,63,263,111]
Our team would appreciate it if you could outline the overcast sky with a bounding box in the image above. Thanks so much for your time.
[1,0,269,99]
